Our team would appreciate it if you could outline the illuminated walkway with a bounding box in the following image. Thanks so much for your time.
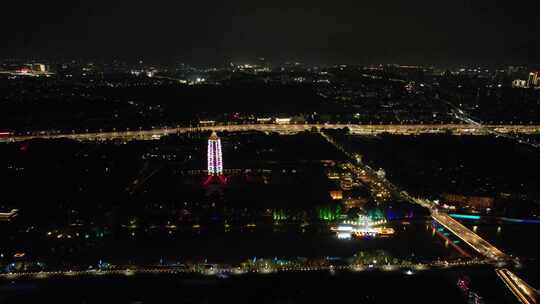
[0,260,487,280]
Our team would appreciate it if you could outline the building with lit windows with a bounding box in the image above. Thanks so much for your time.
[528,71,539,88]
[512,79,528,88]
[329,190,343,200]
[207,131,223,176]
[513,71,540,88]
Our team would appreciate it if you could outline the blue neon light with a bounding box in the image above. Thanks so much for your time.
[501,217,540,224]
[449,214,540,224]
[448,213,481,220]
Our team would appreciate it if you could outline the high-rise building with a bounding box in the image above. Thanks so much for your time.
[527,71,539,88]
[32,63,47,73]
[207,131,223,176]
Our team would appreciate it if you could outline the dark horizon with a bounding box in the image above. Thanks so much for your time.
[2,0,539,67]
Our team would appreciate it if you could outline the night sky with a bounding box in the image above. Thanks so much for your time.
[2,0,539,65]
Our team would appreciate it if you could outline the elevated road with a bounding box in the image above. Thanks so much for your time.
[2,123,540,143]
[450,107,540,148]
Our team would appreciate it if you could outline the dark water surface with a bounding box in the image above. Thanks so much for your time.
[79,220,459,264]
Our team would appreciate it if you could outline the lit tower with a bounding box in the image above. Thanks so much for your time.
[207,131,223,175]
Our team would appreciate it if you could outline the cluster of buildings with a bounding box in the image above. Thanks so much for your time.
[512,71,540,89]
[439,193,494,212]
[199,116,298,126]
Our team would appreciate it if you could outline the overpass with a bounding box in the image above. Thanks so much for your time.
[2,123,540,143]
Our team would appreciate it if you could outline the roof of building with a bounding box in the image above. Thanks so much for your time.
[209,131,219,140]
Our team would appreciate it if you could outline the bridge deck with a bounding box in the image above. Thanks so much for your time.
[432,211,507,260]
[496,268,539,304]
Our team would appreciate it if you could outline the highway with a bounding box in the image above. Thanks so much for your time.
[442,98,540,148]
[3,123,540,143]
[496,268,539,304]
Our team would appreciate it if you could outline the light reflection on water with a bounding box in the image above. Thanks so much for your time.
[87,220,462,265]
[461,221,540,258]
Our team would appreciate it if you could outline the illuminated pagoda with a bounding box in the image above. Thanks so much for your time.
[204,131,226,188]
[207,131,223,176]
